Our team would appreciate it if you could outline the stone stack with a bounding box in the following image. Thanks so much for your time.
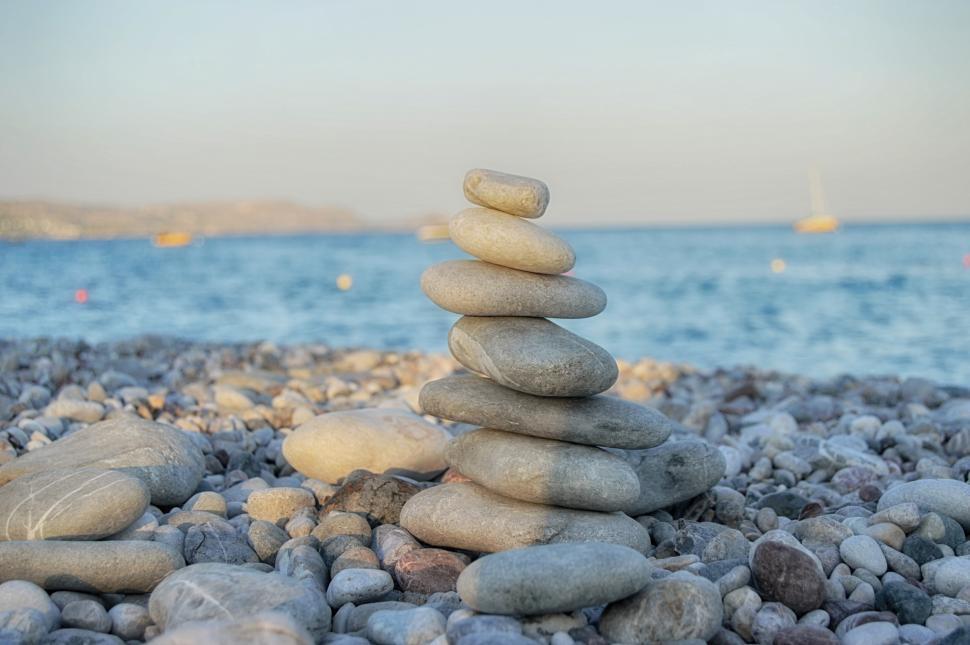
[401,168,723,553]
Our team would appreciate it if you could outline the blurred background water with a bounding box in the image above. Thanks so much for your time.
[1,222,967,383]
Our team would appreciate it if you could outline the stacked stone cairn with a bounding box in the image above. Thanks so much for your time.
[400,168,726,554]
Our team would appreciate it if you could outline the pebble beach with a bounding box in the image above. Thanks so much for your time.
[0,336,969,644]
[2,170,969,645]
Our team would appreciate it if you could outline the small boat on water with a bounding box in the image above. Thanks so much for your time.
[794,168,840,234]
[416,223,450,242]
[152,232,193,248]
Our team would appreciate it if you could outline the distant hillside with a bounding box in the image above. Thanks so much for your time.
[0,200,363,240]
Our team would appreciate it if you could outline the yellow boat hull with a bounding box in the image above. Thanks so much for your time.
[153,232,193,247]
[794,215,839,234]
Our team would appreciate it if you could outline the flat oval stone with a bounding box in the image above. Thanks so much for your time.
[446,428,640,512]
[0,416,204,506]
[448,317,617,397]
[621,439,726,516]
[0,541,184,593]
[151,613,313,645]
[282,409,452,484]
[420,375,672,449]
[399,482,650,553]
[463,168,549,218]
[0,468,149,541]
[457,543,650,615]
[421,260,604,319]
[149,563,330,638]
[449,208,573,274]
[877,480,970,530]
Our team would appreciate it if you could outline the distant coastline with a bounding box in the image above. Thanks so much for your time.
[1,199,967,241]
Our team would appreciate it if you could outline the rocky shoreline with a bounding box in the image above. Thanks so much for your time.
[0,336,969,644]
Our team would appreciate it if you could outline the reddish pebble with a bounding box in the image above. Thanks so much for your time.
[393,547,468,594]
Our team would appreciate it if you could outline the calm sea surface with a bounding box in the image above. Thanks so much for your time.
[1,223,968,383]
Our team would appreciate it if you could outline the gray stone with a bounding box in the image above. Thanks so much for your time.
[150,612,313,645]
[0,468,149,541]
[878,480,970,530]
[248,520,289,564]
[148,563,330,637]
[42,629,125,644]
[342,602,417,633]
[422,260,603,318]
[448,317,617,398]
[842,621,900,645]
[367,606,446,645]
[0,608,54,644]
[61,600,111,633]
[399,482,650,553]
[621,439,726,515]
[457,543,650,615]
[446,428,639,511]
[107,603,151,641]
[463,168,549,218]
[0,541,184,593]
[0,580,59,631]
[420,375,672,449]
[326,568,394,606]
[183,521,259,565]
[840,535,888,576]
[446,615,524,643]
[599,571,723,643]
[751,603,797,645]
[0,416,204,506]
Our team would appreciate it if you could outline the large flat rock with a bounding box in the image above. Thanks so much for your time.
[446,428,640,512]
[399,482,650,554]
[0,541,184,593]
[0,468,149,541]
[421,260,604,318]
[878,479,970,530]
[448,208,574,274]
[420,374,673,449]
[457,543,651,615]
[0,416,204,506]
[149,563,330,638]
[448,317,618,398]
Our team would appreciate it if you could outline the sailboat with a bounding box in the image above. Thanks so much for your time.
[794,168,840,234]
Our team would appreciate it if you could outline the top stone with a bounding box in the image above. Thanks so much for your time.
[463,169,550,218]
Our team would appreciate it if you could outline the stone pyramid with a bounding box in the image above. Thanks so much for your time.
[400,169,723,553]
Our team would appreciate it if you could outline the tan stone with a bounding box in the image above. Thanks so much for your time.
[399,482,650,554]
[449,207,573,274]
[463,168,549,218]
[421,260,604,319]
[282,409,451,484]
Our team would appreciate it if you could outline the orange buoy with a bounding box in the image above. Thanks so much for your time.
[74,288,89,304]
[336,274,353,291]
[770,258,786,274]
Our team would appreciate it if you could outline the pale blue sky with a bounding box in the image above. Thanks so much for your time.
[1,1,968,224]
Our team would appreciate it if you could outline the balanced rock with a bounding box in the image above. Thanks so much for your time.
[421,260,604,318]
[420,374,673,449]
[457,543,650,615]
[878,479,970,529]
[0,468,149,541]
[282,409,451,484]
[449,208,574,274]
[0,541,184,593]
[599,571,723,643]
[448,316,618,397]
[621,438,726,515]
[148,563,330,638]
[0,416,204,506]
[446,428,640,512]
[399,482,650,553]
[463,168,549,219]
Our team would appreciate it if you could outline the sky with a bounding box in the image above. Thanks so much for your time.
[1,0,969,226]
